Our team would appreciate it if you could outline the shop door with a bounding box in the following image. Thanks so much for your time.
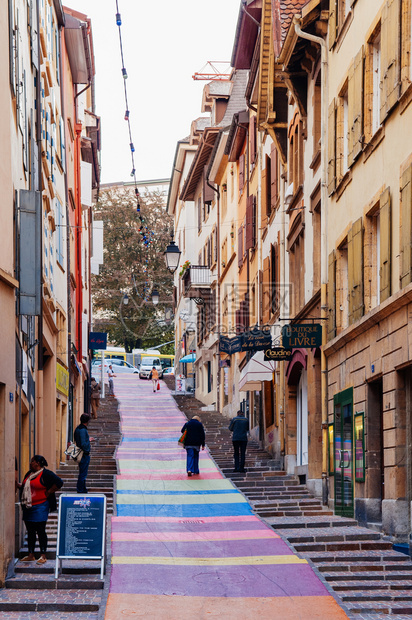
[334,388,354,517]
[297,369,308,466]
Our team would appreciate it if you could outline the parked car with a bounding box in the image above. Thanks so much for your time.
[92,359,139,374]
[139,357,163,379]
[162,368,174,376]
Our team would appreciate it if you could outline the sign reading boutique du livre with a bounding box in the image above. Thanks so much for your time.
[281,323,322,349]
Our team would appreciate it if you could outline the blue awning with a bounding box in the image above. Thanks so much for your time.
[179,353,196,363]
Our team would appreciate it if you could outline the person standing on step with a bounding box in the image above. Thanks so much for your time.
[150,366,159,392]
[74,414,95,494]
[180,415,205,476]
[107,364,116,397]
[90,377,101,419]
[229,409,249,473]
[18,455,63,565]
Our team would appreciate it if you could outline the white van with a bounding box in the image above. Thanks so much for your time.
[139,357,163,379]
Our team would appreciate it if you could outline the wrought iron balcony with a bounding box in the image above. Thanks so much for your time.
[182,265,211,300]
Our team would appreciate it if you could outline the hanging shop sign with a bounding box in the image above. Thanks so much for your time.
[219,335,242,355]
[264,347,293,361]
[89,332,107,350]
[56,363,69,397]
[241,329,272,352]
[219,330,272,354]
[281,323,322,349]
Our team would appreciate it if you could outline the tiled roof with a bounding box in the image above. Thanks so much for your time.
[219,69,248,127]
[279,0,309,43]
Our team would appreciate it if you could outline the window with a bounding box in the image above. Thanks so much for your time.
[238,154,245,195]
[289,117,304,193]
[337,83,349,179]
[313,70,321,156]
[336,241,349,331]
[372,32,381,135]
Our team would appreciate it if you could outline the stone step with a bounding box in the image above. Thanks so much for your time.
[306,550,411,564]
[6,573,104,590]
[267,516,359,529]
[331,580,412,591]
[324,571,412,582]
[345,599,412,614]
[278,526,382,544]
[293,540,393,553]
[317,562,412,573]
[0,589,101,612]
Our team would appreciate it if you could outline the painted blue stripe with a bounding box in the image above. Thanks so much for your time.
[116,503,254,518]
[116,489,239,496]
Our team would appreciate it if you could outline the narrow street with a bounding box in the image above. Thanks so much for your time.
[104,375,348,619]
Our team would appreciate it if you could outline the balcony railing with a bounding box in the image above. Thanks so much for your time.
[182,266,211,298]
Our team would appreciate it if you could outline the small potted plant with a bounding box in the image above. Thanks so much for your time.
[179,260,191,277]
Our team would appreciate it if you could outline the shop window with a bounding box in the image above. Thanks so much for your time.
[354,412,365,482]
[328,423,334,475]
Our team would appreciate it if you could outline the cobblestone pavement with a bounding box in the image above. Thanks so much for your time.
[104,375,349,619]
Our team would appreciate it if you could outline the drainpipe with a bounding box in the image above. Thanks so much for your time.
[280,169,286,461]
[293,16,329,505]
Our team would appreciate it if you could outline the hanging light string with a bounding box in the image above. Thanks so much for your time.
[115,0,155,300]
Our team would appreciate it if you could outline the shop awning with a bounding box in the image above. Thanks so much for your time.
[179,353,196,364]
[239,351,275,392]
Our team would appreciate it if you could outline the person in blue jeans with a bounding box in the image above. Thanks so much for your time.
[229,410,249,473]
[180,415,205,476]
[74,414,94,493]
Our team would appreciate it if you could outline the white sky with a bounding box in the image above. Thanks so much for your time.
[66,0,240,184]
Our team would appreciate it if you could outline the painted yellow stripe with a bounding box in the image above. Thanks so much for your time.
[111,555,307,566]
[116,493,247,505]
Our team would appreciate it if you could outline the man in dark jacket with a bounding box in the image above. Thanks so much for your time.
[74,414,94,493]
[229,410,249,473]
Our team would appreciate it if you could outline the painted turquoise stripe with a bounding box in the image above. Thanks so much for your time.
[117,503,254,518]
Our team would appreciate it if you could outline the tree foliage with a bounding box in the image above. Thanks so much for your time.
[91,186,174,352]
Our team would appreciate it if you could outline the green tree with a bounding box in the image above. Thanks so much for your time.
[91,186,175,352]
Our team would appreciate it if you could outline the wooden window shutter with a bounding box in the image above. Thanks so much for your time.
[270,144,278,209]
[349,46,364,166]
[197,197,202,232]
[261,167,268,229]
[214,227,218,264]
[238,225,243,268]
[348,217,364,324]
[239,154,245,192]
[203,166,214,204]
[262,256,270,324]
[401,0,411,92]
[329,0,337,49]
[328,99,336,195]
[327,250,336,340]
[251,116,257,164]
[246,195,254,251]
[379,187,391,302]
[380,0,401,124]
[266,154,272,216]
[400,165,412,288]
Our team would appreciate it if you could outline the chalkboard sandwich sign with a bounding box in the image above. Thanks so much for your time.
[55,494,107,579]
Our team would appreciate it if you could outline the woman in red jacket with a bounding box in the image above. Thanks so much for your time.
[18,455,63,564]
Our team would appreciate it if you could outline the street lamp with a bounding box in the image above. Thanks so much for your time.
[164,236,181,273]
[152,289,159,305]
[123,293,129,305]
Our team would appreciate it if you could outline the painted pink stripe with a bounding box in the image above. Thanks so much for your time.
[112,515,259,523]
[111,529,280,542]
[116,472,224,480]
